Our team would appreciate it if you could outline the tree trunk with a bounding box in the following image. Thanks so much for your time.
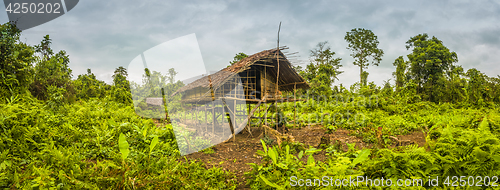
[359,50,364,85]
[360,66,363,85]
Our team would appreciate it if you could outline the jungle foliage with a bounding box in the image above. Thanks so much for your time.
[0,22,236,189]
[245,29,500,189]
[2,21,500,189]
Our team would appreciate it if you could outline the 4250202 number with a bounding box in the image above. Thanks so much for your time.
[443,176,498,187]
[5,3,62,14]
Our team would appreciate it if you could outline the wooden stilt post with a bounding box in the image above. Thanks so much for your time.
[234,99,237,131]
[294,83,296,128]
[247,103,251,131]
[233,78,237,134]
[264,96,268,129]
[222,101,225,138]
[208,74,215,135]
[262,102,274,137]
[275,22,281,134]
[228,111,235,142]
[237,96,267,137]
[221,98,236,143]
[264,61,267,130]
[194,107,199,126]
[245,72,250,132]
[212,101,215,134]
[204,105,208,133]
[221,84,225,133]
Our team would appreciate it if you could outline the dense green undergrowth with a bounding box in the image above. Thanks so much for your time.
[3,21,500,189]
[0,96,237,189]
[4,92,500,189]
[245,90,500,189]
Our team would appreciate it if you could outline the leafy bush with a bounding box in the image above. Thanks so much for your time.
[0,97,236,189]
[246,140,370,189]
[361,116,500,187]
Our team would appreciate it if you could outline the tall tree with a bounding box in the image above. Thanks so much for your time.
[167,68,178,84]
[113,66,127,79]
[446,64,466,102]
[361,71,369,86]
[405,33,458,102]
[392,56,408,91]
[112,66,132,104]
[73,68,110,100]
[465,68,491,105]
[301,41,343,96]
[30,35,74,102]
[344,28,384,85]
[112,66,129,89]
[35,35,53,59]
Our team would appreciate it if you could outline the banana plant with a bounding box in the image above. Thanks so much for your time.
[118,133,129,162]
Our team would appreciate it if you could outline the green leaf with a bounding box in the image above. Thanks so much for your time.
[246,163,258,170]
[277,163,288,169]
[307,155,315,166]
[118,133,129,160]
[133,124,141,133]
[108,119,117,127]
[260,139,267,153]
[143,125,149,138]
[347,142,356,152]
[493,155,500,162]
[256,150,266,157]
[149,135,159,154]
[351,149,371,167]
[479,117,489,132]
[269,148,277,165]
[298,151,304,159]
[305,147,322,155]
[260,175,283,190]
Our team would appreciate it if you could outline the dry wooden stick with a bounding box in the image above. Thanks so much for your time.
[262,125,295,149]
[221,98,236,142]
[389,136,412,146]
[275,22,282,135]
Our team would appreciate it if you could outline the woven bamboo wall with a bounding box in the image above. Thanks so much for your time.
[261,69,277,97]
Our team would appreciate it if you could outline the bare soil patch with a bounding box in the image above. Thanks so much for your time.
[177,124,427,189]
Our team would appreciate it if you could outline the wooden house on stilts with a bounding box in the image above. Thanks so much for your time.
[172,47,309,144]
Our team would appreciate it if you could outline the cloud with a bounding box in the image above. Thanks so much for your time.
[0,0,497,86]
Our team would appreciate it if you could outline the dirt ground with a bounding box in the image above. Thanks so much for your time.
[179,124,427,189]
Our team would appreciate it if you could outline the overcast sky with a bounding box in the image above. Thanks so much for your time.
[2,0,499,87]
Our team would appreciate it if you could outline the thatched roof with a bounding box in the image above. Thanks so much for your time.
[173,48,309,96]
